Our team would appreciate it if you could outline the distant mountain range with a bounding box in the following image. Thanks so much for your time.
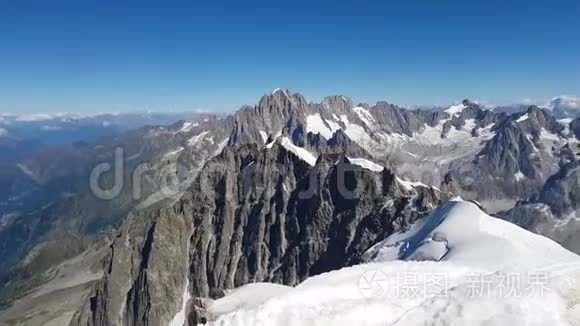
[0,111,216,162]
[1,90,580,325]
[491,95,580,118]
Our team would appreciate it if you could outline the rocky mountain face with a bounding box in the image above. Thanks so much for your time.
[547,95,580,119]
[1,89,580,325]
[0,122,211,274]
[447,106,570,204]
[501,158,580,252]
[540,159,580,216]
[66,141,443,326]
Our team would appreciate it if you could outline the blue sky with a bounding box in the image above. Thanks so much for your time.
[1,0,579,114]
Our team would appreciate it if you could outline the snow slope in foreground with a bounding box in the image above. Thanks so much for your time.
[206,199,580,326]
[363,198,579,268]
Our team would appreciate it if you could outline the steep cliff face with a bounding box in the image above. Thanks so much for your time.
[71,205,194,326]
[499,159,580,254]
[71,141,443,326]
[5,89,579,325]
[446,105,577,210]
[4,91,576,284]
[540,159,580,216]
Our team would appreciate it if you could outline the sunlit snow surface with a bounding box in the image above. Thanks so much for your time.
[516,113,530,123]
[352,106,376,128]
[347,157,384,172]
[306,113,341,139]
[444,102,467,116]
[168,280,191,326]
[279,137,318,166]
[206,199,580,326]
[207,283,292,318]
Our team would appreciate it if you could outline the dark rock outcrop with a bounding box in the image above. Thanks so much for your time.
[540,159,580,216]
[72,142,443,325]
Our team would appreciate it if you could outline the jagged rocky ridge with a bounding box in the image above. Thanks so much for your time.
[1,89,580,325]
[501,157,580,252]
[70,143,443,326]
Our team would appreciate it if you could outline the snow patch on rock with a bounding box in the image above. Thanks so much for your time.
[338,114,376,150]
[516,113,529,123]
[259,130,268,143]
[187,131,209,146]
[352,106,376,127]
[396,176,431,191]
[444,103,467,117]
[306,114,339,139]
[279,137,318,166]
[177,121,198,133]
[168,279,191,326]
[163,147,184,159]
[347,157,384,172]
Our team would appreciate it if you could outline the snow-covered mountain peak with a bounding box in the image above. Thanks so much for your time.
[364,199,578,269]
[444,102,468,116]
[320,95,354,112]
[206,199,580,326]
[546,95,580,119]
[270,88,293,99]
[550,95,579,107]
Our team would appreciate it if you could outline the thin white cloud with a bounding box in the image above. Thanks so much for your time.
[41,125,63,131]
